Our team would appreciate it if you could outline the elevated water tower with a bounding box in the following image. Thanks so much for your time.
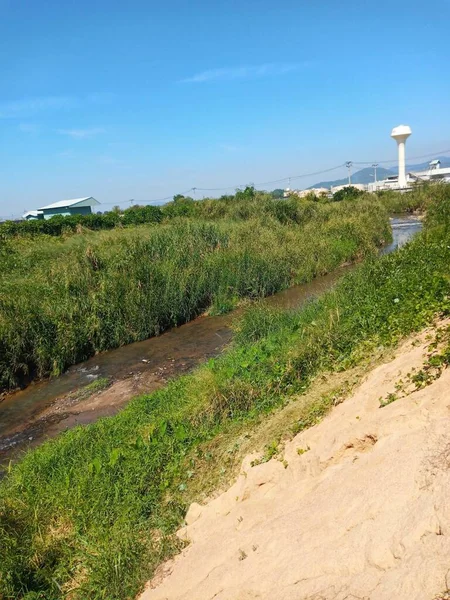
[391,125,412,188]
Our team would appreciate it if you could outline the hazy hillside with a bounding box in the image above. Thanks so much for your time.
[395,156,450,173]
[309,155,450,189]
[309,166,394,190]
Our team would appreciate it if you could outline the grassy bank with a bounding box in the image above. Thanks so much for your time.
[0,182,436,242]
[375,181,450,214]
[0,198,389,391]
[0,191,449,599]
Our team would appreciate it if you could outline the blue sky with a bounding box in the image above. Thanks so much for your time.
[1,0,450,217]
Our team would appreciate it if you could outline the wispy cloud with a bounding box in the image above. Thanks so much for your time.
[181,63,303,83]
[0,96,77,118]
[0,93,114,119]
[57,127,105,139]
[87,92,116,104]
[97,155,124,165]
[56,149,75,158]
[18,123,40,134]
[219,143,243,153]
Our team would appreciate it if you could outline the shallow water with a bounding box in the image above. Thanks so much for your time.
[0,216,421,463]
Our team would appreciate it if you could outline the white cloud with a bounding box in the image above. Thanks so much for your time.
[219,143,242,153]
[96,155,124,165]
[18,123,40,134]
[0,93,114,119]
[0,96,77,118]
[56,149,75,158]
[181,63,302,83]
[57,128,105,139]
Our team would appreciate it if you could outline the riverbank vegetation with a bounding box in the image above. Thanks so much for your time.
[0,182,438,240]
[0,188,449,599]
[0,197,390,391]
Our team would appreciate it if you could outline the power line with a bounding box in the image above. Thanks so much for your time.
[352,148,450,166]
[194,164,346,191]
[345,161,353,185]
[5,145,450,218]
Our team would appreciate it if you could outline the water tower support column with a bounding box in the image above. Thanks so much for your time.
[391,125,412,189]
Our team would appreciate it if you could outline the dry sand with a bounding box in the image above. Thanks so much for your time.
[140,328,450,600]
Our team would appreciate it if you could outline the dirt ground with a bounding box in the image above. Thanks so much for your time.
[140,326,450,600]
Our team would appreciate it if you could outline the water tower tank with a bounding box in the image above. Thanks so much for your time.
[391,125,412,189]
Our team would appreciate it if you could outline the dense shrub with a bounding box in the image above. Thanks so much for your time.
[0,206,161,238]
[332,185,365,202]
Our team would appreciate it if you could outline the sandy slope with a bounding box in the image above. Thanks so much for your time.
[140,330,450,600]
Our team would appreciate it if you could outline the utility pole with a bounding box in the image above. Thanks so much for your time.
[192,187,197,198]
[372,163,378,183]
[345,161,353,185]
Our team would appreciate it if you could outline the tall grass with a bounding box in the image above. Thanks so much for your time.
[0,192,449,599]
[0,199,390,391]
[375,182,450,214]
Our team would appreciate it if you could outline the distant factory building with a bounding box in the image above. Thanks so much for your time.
[368,126,450,192]
[331,183,366,194]
[284,187,330,198]
[23,210,43,220]
[23,197,100,221]
[368,161,450,192]
[296,187,330,198]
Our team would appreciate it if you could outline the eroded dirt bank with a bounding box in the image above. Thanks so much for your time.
[141,327,450,600]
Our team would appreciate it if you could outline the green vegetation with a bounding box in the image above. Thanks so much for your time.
[0,205,163,238]
[0,181,437,242]
[379,324,450,407]
[374,181,447,214]
[332,185,365,202]
[0,187,449,599]
[65,377,112,404]
[0,196,390,391]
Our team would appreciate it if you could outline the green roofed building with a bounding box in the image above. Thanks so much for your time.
[23,210,44,220]
[36,197,100,220]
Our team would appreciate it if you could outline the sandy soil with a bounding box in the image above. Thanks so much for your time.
[140,328,450,600]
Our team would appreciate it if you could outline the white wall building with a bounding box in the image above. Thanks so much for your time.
[295,187,330,198]
[331,183,366,194]
[368,125,450,192]
[368,162,450,192]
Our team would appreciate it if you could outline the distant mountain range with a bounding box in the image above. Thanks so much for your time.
[308,156,450,189]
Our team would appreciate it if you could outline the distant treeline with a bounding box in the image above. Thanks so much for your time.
[0,204,164,237]
[1,184,433,239]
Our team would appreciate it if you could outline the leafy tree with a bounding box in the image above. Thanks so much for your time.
[122,205,163,225]
[235,186,256,202]
[163,196,196,218]
[333,186,364,202]
[271,188,285,199]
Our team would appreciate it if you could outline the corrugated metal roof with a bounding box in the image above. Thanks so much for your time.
[23,210,43,218]
[38,197,98,210]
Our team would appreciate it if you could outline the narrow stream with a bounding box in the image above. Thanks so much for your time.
[0,216,422,465]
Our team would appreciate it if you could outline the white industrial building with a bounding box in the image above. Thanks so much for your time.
[295,187,330,198]
[368,161,450,192]
[369,125,450,192]
[284,124,449,198]
[331,183,366,194]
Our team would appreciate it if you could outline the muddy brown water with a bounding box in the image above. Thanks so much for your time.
[0,216,422,466]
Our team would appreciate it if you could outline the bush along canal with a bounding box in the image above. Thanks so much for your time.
[0,216,420,466]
